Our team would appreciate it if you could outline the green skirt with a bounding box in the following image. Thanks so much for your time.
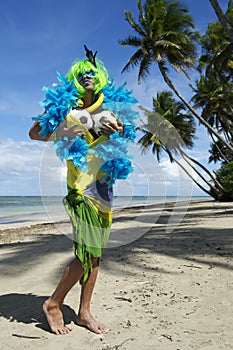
[63,185,112,281]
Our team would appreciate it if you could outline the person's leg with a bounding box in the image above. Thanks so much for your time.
[77,257,106,334]
[43,257,84,335]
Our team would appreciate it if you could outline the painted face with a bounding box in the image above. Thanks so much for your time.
[77,70,97,82]
[77,70,97,90]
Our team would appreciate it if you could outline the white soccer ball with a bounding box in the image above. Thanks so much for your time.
[92,110,117,135]
[69,109,93,130]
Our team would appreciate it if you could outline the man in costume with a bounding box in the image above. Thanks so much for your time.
[29,46,137,335]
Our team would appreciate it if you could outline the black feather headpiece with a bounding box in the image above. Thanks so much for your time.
[84,45,97,67]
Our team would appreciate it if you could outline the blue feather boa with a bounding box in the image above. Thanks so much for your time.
[33,73,138,185]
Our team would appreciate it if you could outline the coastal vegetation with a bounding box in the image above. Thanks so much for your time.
[119,0,233,201]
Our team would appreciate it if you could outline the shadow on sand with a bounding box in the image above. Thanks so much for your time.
[0,293,76,333]
[0,200,233,333]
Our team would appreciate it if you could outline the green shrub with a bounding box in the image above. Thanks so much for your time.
[214,161,233,200]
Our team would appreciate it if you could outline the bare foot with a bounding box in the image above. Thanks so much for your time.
[43,298,72,335]
[77,312,106,334]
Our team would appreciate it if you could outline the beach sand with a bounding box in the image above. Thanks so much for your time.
[0,199,233,350]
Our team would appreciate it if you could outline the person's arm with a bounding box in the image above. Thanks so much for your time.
[29,118,84,142]
[29,121,52,141]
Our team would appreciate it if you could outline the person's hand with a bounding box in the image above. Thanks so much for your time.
[116,119,124,135]
[55,120,84,140]
[100,118,124,136]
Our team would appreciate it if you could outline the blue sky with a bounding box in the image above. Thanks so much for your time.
[0,0,230,196]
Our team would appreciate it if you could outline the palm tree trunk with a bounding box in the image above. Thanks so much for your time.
[158,62,233,153]
[209,133,230,164]
[173,158,214,197]
[180,154,220,192]
[166,148,222,197]
[180,149,225,192]
[209,0,233,42]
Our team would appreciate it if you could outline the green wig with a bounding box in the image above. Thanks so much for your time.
[66,59,109,97]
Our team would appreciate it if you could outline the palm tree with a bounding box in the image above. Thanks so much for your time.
[138,91,195,161]
[191,73,233,143]
[199,5,233,83]
[209,0,233,42]
[138,91,226,198]
[209,139,233,164]
[119,0,233,152]
[192,6,233,157]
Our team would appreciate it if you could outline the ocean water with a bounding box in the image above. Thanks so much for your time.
[0,195,211,225]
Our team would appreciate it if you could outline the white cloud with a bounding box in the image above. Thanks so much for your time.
[115,143,195,197]
[122,70,167,109]
[0,138,45,195]
[0,136,213,197]
[0,138,68,196]
[116,139,216,197]
[0,138,42,171]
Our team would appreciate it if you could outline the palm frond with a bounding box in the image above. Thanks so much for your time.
[124,10,146,36]
[120,48,145,74]
[118,35,142,47]
[137,55,153,82]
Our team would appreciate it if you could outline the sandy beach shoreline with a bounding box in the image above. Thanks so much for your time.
[0,199,233,349]
[0,199,211,243]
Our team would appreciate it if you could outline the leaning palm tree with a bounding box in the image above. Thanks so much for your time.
[199,2,233,84]
[209,0,233,42]
[191,73,233,144]
[208,139,233,164]
[138,91,226,198]
[119,0,233,152]
[138,90,195,161]
[193,6,233,156]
